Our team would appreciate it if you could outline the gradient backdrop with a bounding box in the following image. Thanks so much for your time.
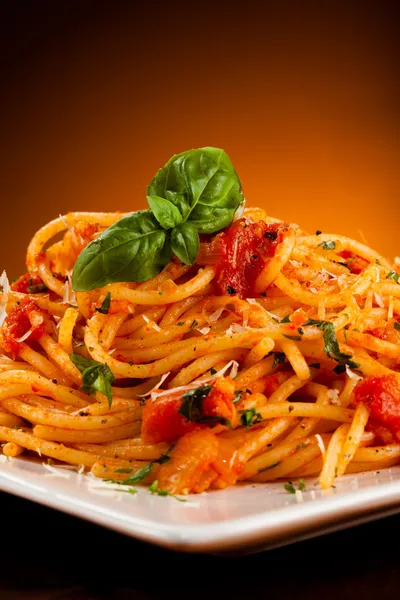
[0,2,398,277]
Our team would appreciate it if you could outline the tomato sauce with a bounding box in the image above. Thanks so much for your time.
[354,374,400,434]
[198,219,285,298]
[11,273,47,294]
[141,377,236,444]
[338,250,369,274]
[1,298,48,355]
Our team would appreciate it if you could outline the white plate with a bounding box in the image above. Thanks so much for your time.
[1,454,400,553]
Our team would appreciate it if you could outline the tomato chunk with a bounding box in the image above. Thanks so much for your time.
[199,219,285,298]
[141,377,236,444]
[11,273,47,294]
[157,429,219,494]
[369,320,400,345]
[354,375,400,434]
[1,298,48,355]
[338,250,369,274]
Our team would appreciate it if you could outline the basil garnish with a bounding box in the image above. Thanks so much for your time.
[72,147,244,291]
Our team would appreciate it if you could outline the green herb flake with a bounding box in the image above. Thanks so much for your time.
[190,319,198,329]
[70,354,115,407]
[298,479,306,491]
[210,368,217,375]
[179,385,231,428]
[303,319,360,374]
[272,352,286,369]
[318,240,336,251]
[284,482,296,494]
[233,390,242,404]
[386,270,400,284]
[282,334,302,341]
[96,292,111,314]
[227,285,236,295]
[240,407,262,431]
[394,322,400,331]
[177,321,184,326]
[280,314,291,323]
[149,480,187,502]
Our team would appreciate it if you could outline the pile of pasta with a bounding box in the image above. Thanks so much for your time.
[1,207,400,495]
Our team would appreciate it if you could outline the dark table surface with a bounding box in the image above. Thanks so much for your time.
[0,490,399,600]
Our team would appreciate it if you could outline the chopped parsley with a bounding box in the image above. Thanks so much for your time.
[149,480,187,502]
[303,319,360,374]
[282,334,302,341]
[394,321,400,331]
[240,407,262,431]
[177,321,184,326]
[179,385,231,428]
[280,314,291,323]
[210,368,217,375]
[318,240,336,251]
[298,327,304,335]
[96,292,111,314]
[70,354,115,407]
[284,479,306,494]
[386,270,400,284]
[272,352,286,369]
[190,319,198,329]
[227,285,236,295]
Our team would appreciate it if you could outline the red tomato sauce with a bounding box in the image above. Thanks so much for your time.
[354,374,400,434]
[11,273,47,294]
[1,299,48,355]
[198,219,285,298]
[338,250,369,274]
[141,377,236,444]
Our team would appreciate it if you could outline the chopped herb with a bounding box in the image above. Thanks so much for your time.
[296,442,308,450]
[298,479,306,491]
[284,482,296,494]
[114,468,133,474]
[309,363,320,369]
[240,407,262,430]
[190,319,198,329]
[210,368,217,375]
[394,321,400,331]
[272,352,286,369]
[70,354,115,407]
[149,480,187,502]
[280,314,291,323]
[282,334,302,341]
[96,292,111,314]
[177,321,184,326]
[27,282,48,294]
[179,385,231,428]
[233,390,242,404]
[303,319,360,374]
[315,230,322,236]
[246,388,252,395]
[298,327,304,335]
[336,261,351,271]
[318,240,336,251]
[121,462,154,485]
[386,270,400,284]
[227,285,236,295]
[376,259,381,265]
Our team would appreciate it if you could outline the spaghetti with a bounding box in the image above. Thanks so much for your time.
[1,164,400,495]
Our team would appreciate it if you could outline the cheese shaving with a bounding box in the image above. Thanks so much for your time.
[137,372,171,398]
[346,365,362,381]
[42,463,72,479]
[142,314,161,332]
[59,213,74,234]
[209,307,224,322]
[315,434,326,456]
[63,272,77,306]
[0,270,10,327]
[197,326,210,335]
[327,389,340,405]
[388,296,394,320]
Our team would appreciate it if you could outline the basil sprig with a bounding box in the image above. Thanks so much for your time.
[70,354,115,407]
[72,147,244,291]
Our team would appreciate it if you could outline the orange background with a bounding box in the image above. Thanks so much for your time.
[0,3,398,277]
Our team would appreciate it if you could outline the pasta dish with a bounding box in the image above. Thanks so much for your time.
[1,147,400,497]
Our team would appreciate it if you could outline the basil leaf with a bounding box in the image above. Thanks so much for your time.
[72,210,170,291]
[96,292,111,314]
[303,319,360,374]
[147,195,183,229]
[170,222,199,266]
[386,270,400,284]
[122,462,154,485]
[147,147,244,234]
[240,408,262,431]
[178,385,231,428]
[70,354,115,407]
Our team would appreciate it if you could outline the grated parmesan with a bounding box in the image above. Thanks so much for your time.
[346,365,362,381]
[315,434,326,456]
[327,389,340,405]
